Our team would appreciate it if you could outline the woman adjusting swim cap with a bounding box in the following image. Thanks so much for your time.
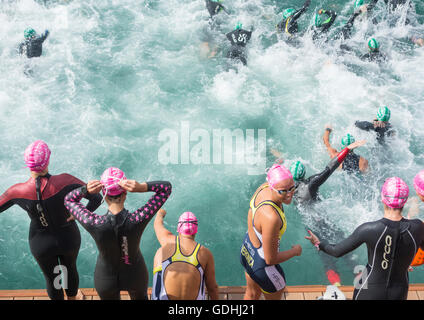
[24,140,51,172]
[177,212,198,236]
[381,177,409,209]
[100,167,127,196]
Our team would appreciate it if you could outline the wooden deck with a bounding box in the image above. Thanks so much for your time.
[1,284,424,300]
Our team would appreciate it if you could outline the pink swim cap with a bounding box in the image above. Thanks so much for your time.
[100,167,127,196]
[177,212,198,236]
[266,164,293,188]
[24,140,51,172]
[414,170,424,197]
[381,177,409,209]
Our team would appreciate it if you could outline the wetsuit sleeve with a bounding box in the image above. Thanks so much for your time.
[340,11,360,39]
[0,188,15,213]
[307,147,350,197]
[40,30,49,42]
[355,120,374,131]
[319,223,367,257]
[64,186,107,231]
[128,181,172,225]
[292,0,311,22]
[85,192,102,212]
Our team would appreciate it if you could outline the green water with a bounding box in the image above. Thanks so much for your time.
[0,0,424,290]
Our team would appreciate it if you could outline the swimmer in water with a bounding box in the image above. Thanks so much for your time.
[306,177,424,300]
[355,106,395,145]
[64,167,172,300]
[276,0,311,41]
[0,140,102,300]
[360,38,388,63]
[312,8,337,41]
[240,164,302,300]
[152,210,219,300]
[323,125,369,174]
[290,140,366,204]
[19,28,49,59]
[225,22,252,66]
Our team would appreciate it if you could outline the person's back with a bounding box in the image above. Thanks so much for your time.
[153,211,218,300]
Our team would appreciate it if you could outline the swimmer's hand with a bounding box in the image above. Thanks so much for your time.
[119,180,147,193]
[87,180,103,194]
[270,148,284,164]
[360,4,368,13]
[292,244,302,256]
[324,124,333,132]
[347,140,366,150]
[305,230,320,246]
[373,120,386,129]
[157,209,167,219]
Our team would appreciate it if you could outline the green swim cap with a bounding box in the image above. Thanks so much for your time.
[235,22,242,30]
[368,38,380,51]
[290,161,306,181]
[283,8,296,20]
[24,28,36,39]
[341,133,355,148]
[315,13,322,27]
[354,0,364,8]
[377,106,391,122]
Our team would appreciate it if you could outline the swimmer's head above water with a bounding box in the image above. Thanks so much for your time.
[24,28,36,39]
[368,38,380,52]
[341,133,355,149]
[289,161,306,181]
[381,177,409,209]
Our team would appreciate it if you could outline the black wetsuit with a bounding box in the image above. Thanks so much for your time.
[0,173,102,300]
[342,152,361,173]
[360,50,388,63]
[19,30,49,58]
[64,181,172,300]
[319,218,424,300]
[335,11,362,40]
[295,148,350,204]
[276,0,311,37]
[312,10,337,41]
[226,29,252,66]
[355,121,394,144]
[205,0,227,17]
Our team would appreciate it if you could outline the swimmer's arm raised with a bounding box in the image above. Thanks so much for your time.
[154,209,174,246]
[0,189,15,213]
[323,125,339,159]
[129,181,172,225]
[64,183,105,229]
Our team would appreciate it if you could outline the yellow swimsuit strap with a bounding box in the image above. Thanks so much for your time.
[250,184,287,238]
[285,17,293,36]
[171,236,201,267]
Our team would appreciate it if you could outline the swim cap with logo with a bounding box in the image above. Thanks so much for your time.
[290,161,306,181]
[177,212,198,235]
[266,164,293,188]
[377,106,391,122]
[414,170,424,197]
[283,8,296,20]
[381,177,409,209]
[24,140,51,172]
[24,28,36,39]
[100,167,127,196]
[235,22,242,30]
[315,13,322,27]
[341,133,355,148]
[368,38,380,51]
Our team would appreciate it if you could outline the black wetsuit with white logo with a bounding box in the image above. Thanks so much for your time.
[64,181,172,300]
[226,29,252,65]
[0,173,102,300]
[319,218,424,300]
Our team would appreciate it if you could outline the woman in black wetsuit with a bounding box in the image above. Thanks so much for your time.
[64,167,172,300]
[306,177,424,300]
[0,140,102,300]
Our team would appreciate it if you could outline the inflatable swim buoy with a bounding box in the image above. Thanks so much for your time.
[411,248,424,267]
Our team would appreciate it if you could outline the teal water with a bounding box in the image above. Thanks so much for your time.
[0,0,424,290]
